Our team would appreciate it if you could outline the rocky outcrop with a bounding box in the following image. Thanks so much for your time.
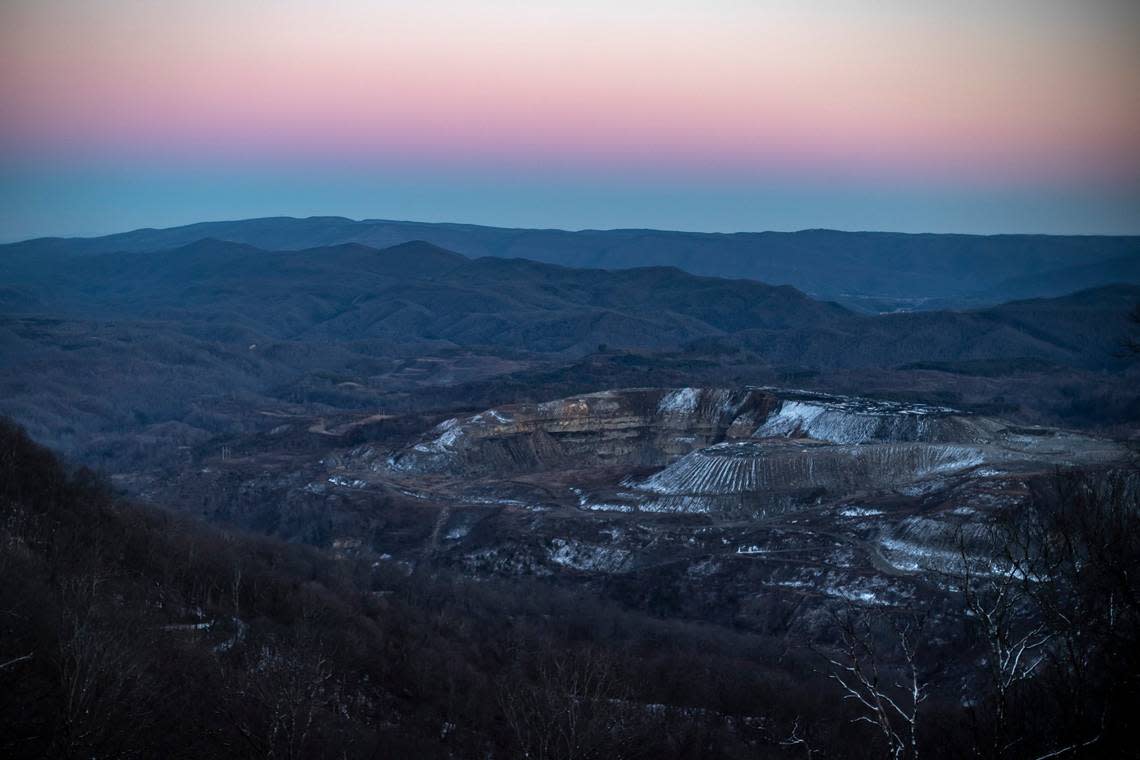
[386,387,776,475]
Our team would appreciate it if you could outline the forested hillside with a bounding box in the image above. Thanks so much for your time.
[2,419,1136,758]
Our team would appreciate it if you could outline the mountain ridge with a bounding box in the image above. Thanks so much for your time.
[2,234,1137,469]
[2,237,1134,361]
[6,216,1138,309]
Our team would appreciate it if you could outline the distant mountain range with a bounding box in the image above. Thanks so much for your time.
[2,236,1136,365]
[6,216,1139,310]
[2,230,1138,467]
[0,238,845,349]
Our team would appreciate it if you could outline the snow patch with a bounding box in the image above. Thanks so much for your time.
[413,418,463,453]
[581,501,635,513]
[657,387,700,414]
[470,410,513,425]
[445,525,471,541]
[327,475,367,489]
[548,539,630,572]
[839,507,884,518]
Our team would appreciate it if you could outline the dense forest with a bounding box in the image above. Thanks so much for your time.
[2,418,1136,758]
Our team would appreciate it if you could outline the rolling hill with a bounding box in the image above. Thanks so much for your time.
[1,237,1137,469]
[5,216,1138,309]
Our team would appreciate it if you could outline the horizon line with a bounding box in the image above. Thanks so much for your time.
[6,214,1140,246]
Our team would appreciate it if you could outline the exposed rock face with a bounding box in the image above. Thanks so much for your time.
[386,387,776,475]
[386,387,1127,518]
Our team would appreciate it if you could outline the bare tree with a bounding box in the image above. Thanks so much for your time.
[820,611,927,760]
[48,607,153,758]
[955,472,1139,758]
[498,645,636,760]
[778,715,817,759]
[231,562,244,617]
[0,652,33,671]
[221,633,342,760]
[958,536,1052,756]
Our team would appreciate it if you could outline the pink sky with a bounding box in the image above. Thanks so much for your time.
[1,1,1138,237]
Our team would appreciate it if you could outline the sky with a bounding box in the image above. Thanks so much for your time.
[1,0,1138,240]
